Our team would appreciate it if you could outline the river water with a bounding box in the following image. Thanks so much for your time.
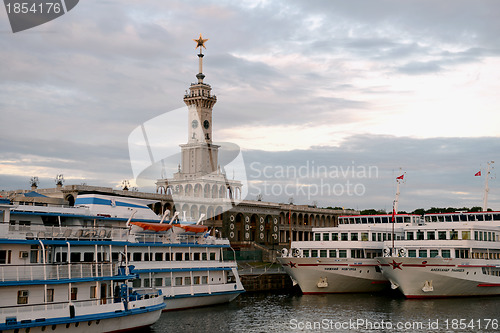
[150,291,500,332]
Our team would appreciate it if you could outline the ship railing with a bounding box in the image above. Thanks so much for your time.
[133,232,228,245]
[1,222,129,241]
[0,291,162,320]
[0,262,118,282]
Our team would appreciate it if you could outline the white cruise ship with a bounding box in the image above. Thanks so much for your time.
[2,193,244,318]
[377,211,500,298]
[278,214,420,294]
[0,196,165,333]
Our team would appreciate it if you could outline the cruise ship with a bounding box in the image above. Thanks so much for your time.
[377,210,500,298]
[0,196,165,333]
[278,213,420,294]
[1,193,244,317]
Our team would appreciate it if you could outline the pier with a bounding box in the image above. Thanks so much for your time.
[238,263,295,292]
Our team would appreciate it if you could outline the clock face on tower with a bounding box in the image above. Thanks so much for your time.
[191,120,198,128]
[203,120,210,129]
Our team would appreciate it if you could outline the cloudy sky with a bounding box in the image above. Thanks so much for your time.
[1,0,499,211]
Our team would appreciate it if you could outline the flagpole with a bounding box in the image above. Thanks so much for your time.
[483,161,494,212]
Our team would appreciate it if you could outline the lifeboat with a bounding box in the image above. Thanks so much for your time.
[130,221,173,232]
[172,224,209,234]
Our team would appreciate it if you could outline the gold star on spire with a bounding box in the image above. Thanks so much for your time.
[193,34,208,50]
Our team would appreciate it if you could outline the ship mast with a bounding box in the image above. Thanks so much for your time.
[394,170,405,214]
[482,161,494,211]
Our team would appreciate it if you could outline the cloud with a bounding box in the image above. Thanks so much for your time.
[1,0,500,211]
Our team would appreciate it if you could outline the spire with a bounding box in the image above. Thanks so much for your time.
[193,34,208,83]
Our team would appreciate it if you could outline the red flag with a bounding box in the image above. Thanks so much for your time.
[391,207,395,222]
[396,174,404,180]
[475,171,481,176]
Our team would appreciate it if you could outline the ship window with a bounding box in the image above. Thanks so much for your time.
[485,214,492,221]
[155,278,163,287]
[320,250,327,258]
[341,233,348,241]
[202,253,207,260]
[430,250,439,257]
[71,253,81,262]
[165,277,172,286]
[427,231,435,240]
[331,233,338,241]
[408,250,416,258]
[0,250,7,264]
[90,286,96,299]
[338,250,347,258]
[418,250,427,258]
[351,249,364,258]
[462,231,470,240]
[406,232,414,240]
[143,278,151,288]
[132,279,141,288]
[444,215,452,222]
[185,277,191,285]
[361,217,367,224]
[416,231,424,240]
[155,253,163,261]
[303,250,310,257]
[165,252,171,261]
[46,289,54,302]
[361,233,369,241]
[322,233,329,241]
[144,253,151,261]
[396,216,403,223]
[383,233,387,241]
[175,253,183,261]
[441,250,451,258]
[210,253,216,260]
[184,253,190,261]
[202,276,208,284]
[70,288,78,300]
[493,214,500,221]
[314,233,320,241]
[193,276,200,285]
[455,249,469,259]
[438,231,447,240]
[351,233,358,241]
[329,250,336,258]
[374,217,381,224]
[381,217,389,224]
[133,253,142,261]
[371,233,376,241]
[450,230,458,240]
[193,253,200,260]
[83,252,94,262]
[311,250,318,257]
[377,233,382,242]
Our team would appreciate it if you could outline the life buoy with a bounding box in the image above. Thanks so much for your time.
[398,248,407,257]
[281,248,289,257]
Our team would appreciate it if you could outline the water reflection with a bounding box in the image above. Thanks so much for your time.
[151,291,500,332]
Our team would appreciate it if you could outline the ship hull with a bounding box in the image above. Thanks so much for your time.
[277,257,388,294]
[378,257,500,298]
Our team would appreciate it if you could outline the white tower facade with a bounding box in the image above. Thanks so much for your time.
[156,35,243,220]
